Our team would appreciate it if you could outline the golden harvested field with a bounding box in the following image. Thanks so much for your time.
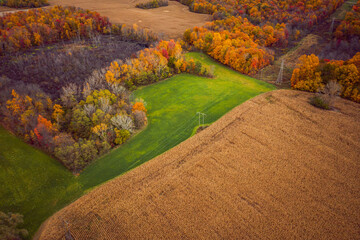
[50,0,210,39]
[36,90,360,239]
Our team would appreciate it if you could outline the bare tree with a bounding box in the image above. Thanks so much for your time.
[99,97,112,114]
[311,81,342,110]
[321,80,342,107]
[90,31,102,46]
[133,110,147,129]
[82,83,92,99]
[86,69,107,91]
[109,83,126,96]
[61,84,78,108]
[84,104,96,118]
[111,114,134,132]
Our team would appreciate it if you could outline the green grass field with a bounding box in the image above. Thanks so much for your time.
[0,52,275,237]
[0,127,83,238]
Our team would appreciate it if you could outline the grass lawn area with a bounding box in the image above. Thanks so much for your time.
[0,52,275,237]
[0,127,82,238]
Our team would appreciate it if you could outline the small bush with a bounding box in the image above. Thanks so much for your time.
[310,95,330,110]
[310,80,341,110]
[136,0,168,9]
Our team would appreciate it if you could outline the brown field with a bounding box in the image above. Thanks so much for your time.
[51,0,210,39]
[36,90,360,240]
[0,0,210,39]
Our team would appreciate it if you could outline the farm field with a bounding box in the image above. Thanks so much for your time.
[49,0,211,39]
[0,52,275,237]
[37,90,360,239]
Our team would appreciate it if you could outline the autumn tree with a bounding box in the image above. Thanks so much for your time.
[291,53,360,103]
[291,54,323,92]
[132,102,147,113]
[114,128,130,145]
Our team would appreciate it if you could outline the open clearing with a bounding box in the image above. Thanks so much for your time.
[37,90,360,239]
[48,0,211,39]
[0,52,274,237]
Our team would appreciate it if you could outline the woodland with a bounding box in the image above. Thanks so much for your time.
[179,0,360,101]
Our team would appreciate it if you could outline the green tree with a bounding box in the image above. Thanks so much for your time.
[114,128,131,145]
[70,108,91,139]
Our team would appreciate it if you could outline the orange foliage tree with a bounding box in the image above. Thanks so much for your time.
[334,0,360,40]
[0,6,111,53]
[183,17,283,75]
[105,39,212,87]
[0,6,158,55]
[132,102,147,113]
[178,0,344,29]
[291,53,360,103]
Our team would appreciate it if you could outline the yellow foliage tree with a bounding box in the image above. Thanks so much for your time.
[291,54,322,92]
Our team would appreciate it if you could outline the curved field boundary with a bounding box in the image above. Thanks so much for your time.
[0,52,275,237]
[78,52,275,189]
[37,89,360,239]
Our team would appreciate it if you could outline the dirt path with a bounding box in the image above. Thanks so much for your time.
[36,90,360,239]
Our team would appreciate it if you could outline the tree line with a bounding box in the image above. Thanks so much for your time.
[0,0,48,8]
[180,0,346,74]
[135,0,168,9]
[183,16,288,75]
[291,52,360,103]
[178,0,344,29]
[0,6,157,55]
[334,0,360,41]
